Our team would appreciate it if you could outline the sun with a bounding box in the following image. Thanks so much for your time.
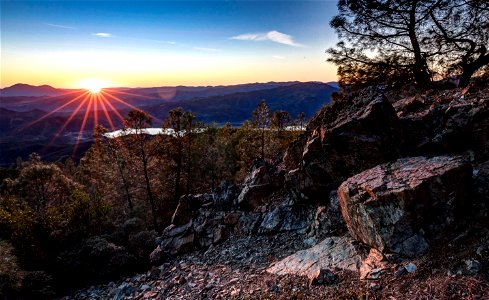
[79,78,109,94]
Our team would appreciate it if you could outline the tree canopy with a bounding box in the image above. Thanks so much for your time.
[328,0,489,88]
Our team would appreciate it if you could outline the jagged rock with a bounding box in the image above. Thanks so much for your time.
[266,235,368,278]
[172,194,213,225]
[114,282,134,300]
[395,90,489,156]
[161,232,195,255]
[465,259,482,274]
[237,159,277,210]
[259,204,313,234]
[338,156,472,257]
[283,135,307,170]
[308,268,337,286]
[474,160,489,213]
[235,212,262,234]
[213,181,240,210]
[223,212,241,225]
[359,248,389,280]
[149,245,165,266]
[287,94,401,200]
[213,225,229,244]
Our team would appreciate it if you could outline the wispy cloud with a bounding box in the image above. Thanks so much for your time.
[193,47,219,52]
[272,55,286,60]
[93,32,112,38]
[231,30,304,47]
[45,23,77,30]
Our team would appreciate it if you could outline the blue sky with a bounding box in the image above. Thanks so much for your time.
[1,0,339,88]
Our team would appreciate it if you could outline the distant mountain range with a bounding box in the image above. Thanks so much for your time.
[0,81,338,166]
[0,83,67,97]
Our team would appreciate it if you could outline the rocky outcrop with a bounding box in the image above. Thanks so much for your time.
[286,94,402,201]
[394,89,489,156]
[338,156,472,257]
[266,235,368,279]
[237,159,285,210]
[259,204,314,235]
[171,194,213,225]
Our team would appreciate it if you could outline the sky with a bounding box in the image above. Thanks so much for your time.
[0,0,340,88]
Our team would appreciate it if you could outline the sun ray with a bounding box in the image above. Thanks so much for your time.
[104,88,156,99]
[72,94,94,156]
[99,93,125,123]
[98,94,116,131]
[101,90,163,123]
[93,93,99,130]
[19,91,89,131]
[44,93,92,149]
[37,89,86,101]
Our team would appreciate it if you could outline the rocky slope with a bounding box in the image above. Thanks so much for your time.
[63,84,489,299]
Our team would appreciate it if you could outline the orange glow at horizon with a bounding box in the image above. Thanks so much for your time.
[20,85,160,158]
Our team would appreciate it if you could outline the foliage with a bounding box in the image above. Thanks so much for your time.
[328,0,489,89]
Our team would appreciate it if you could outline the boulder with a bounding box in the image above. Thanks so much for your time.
[338,156,472,257]
[237,159,274,210]
[267,235,368,279]
[287,94,402,200]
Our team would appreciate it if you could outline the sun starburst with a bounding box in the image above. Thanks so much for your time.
[19,79,162,157]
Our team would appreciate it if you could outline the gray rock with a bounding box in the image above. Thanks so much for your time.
[465,259,482,274]
[267,235,368,278]
[338,156,472,257]
[114,282,134,300]
[259,204,313,234]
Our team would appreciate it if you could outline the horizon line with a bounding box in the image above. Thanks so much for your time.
[0,80,338,90]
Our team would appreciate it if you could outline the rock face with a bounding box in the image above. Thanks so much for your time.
[286,94,401,200]
[338,156,472,257]
[237,159,274,210]
[259,204,314,235]
[267,235,368,279]
[394,89,489,156]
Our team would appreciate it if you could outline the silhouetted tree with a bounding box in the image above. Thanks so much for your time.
[95,125,133,210]
[327,0,489,88]
[164,108,184,205]
[252,100,271,160]
[124,110,158,229]
[296,112,306,130]
[271,110,292,133]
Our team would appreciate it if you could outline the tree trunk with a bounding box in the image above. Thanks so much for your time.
[458,52,489,87]
[141,140,158,230]
[408,1,431,88]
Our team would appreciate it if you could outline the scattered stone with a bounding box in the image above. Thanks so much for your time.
[308,268,337,286]
[405,263,417,273]
[465,259,482,274]
[359,249,388,280]
[369,282,382,291]
[114,282,134,300]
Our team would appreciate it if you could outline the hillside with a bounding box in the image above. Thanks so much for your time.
[0,84,64,97]
[0,82,337,166]
[60,84,489,299]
